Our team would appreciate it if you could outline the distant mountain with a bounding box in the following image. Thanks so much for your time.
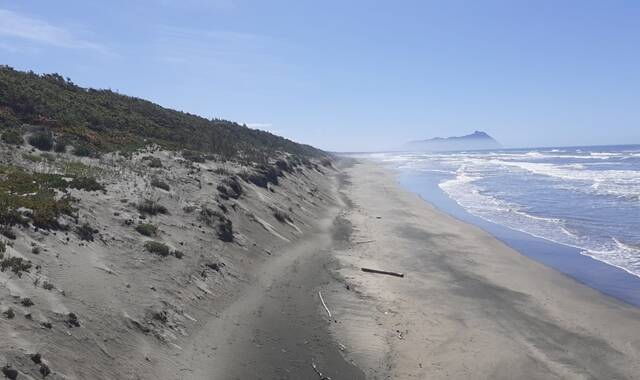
[404,131,502,152]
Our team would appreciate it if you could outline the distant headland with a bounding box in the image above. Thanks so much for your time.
[404,131,502,151]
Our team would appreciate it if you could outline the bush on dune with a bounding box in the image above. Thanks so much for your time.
[1,130,23,145]
[28,131,53,151]
[135,223,157,237]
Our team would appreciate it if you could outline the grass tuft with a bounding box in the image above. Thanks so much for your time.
[135,223,157,237]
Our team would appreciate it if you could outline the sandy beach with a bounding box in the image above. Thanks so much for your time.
[324,160,640,379]
[166,158,640,379]
[3,148,640,379]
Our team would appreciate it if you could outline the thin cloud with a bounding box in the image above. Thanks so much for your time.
[0,8,109,53]
[152,26,297,75]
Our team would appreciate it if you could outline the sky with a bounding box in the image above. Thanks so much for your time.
[0,0,638,151]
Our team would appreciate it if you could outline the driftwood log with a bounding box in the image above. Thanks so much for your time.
[318,291,332,318]
[361,267,405,278]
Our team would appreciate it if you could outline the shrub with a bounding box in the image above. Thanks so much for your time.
[171,250,184,259]
[21,297,34,307]
[198,206,224,226]
[213,167,229,175]
[137,199,168,216]
[72,144,95,157]
[223,177,242,199]
[144,241,170,257]
[273,209,292,223]
[69,177,104,191]
[0,166,79,228]
[147,157,163,168]
[0,227,16,240]
[28,131,54,151]
[53,141,67,153]
[199,206,233,242]
[216,184,229,200]
[216,218,233,242]
[2,307,15,319]
[182,150,205,163]
[75,223,98,241]
[206,262,224,272]
[150,178,170,191]
[275,159,293,173]
[135,223,157,237]
[273,210,292,223]
[1,130,23,145]
[0,256,32,276]
[247,165,281,188]
[0,241,5,253]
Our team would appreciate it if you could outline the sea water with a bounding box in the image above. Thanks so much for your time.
[371,145,640,282]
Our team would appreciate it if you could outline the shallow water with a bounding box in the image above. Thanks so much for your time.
[372,145,640,278]
[352,145,640,306]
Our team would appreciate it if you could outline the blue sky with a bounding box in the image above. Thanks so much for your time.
[0,0,638,151]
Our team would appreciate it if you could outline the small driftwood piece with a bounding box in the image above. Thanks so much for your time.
[361,267,405,278]
[318,291,332,318]
[311,361,332,380]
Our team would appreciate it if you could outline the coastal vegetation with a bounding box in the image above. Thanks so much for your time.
[0,66,325,163]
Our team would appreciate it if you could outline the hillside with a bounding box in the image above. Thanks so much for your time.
[405,130,502,151]
[0,66,345,379]
[0,65,323,162]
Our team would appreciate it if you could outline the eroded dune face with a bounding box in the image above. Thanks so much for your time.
[0,141,335,379]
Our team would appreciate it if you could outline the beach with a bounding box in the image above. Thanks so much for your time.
[3,150,640,379]
[163,158,640,379]
[326,160,640,379]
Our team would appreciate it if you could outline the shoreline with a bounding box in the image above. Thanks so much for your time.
[329,160,640,379]
[397,168,640,307]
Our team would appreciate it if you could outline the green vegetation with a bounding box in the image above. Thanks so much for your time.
[217,176,242,200]
[146,157,163,168]
[273,209,292,223]
[199,206,233,242]
[53,140,67,153]
[150,178,170,191]
[0,66,326,162]
[27,131,54,151]
[0,166,75,228]
[2,308,15,319]
[135,223,157,237]
[137,199,168,216]
[0,165,103,229]
[144,241,170,257]
[68,176,104,192]
[0,255,32,277]
[0,226,16,240]
[75,223,98,241]
[72,144,96,157]
[1,130,23,145]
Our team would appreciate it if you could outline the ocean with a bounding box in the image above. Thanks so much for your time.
[365,144,640,305]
